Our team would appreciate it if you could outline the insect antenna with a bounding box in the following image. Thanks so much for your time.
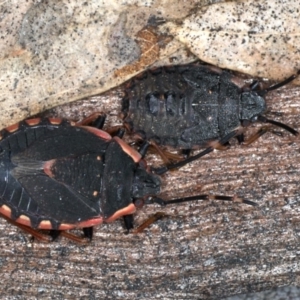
[146,194,257,207]
[253,70,300,136]
[257,70,300,96]
[257,115,298,136]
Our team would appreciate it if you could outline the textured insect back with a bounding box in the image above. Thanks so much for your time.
[217,71,242,137]
[0,116,163,241]
[122,65,195,148]
[122,63,299,168]
[122,63,245,149]
[0,114,259,242]
[179,66,220,144]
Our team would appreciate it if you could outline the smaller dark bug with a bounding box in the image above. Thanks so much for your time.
[121,64,299,169]
[0,116,256,242]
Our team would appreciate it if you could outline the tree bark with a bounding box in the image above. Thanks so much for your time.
[0,83,299,299]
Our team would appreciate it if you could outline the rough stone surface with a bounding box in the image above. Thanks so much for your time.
[1,0,211,129]
[161,0,300,84]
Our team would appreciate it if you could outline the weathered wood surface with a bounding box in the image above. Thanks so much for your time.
[0,82,299,299]
[227,286,300,300]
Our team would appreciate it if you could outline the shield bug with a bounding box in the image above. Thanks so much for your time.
[121,64,299,168]
[0,116,256,242]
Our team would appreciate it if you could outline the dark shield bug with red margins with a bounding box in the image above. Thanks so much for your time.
[0,116,257,242]
[121,64,299,168]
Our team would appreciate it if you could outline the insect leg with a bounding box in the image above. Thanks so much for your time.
[77,112,128,137]
[49,230,61,241]
[243,127,269,145]
[83,227,93,240]
[123,215,134,233]
[105,126,127,137]
[1,212,92,243]
[135,195,257,232]
[138,141,150,158]
[1,209,93,243]
[181,149,192,158]
[133,212,166,233]
[0,213,53,242]
[148,140,183,164]
[236,133,245,144]
[60,231,91,244]
[153,129,241,175]
[112,128,125,138]
[76,112,107,128]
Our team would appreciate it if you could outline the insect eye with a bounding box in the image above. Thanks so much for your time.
[241,119,251,127]
[250,116,258,122]
[133,198,145,208]
[138,159,147,169]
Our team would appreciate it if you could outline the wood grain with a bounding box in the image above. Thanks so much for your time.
[0,82,299,299]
